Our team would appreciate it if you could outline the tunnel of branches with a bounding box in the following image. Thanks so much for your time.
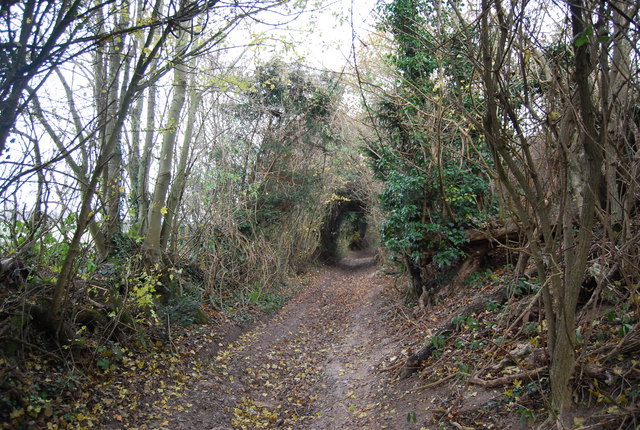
[319,192,369,263]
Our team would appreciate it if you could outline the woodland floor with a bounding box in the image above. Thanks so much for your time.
[11,249,632,429]
[77,249,529,430]
[7,249,567,429]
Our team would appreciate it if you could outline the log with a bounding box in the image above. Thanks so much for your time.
[417,242,495,309]
[401,222,521,377]
[0,257,29,289]
[466,222,520,244]
[401,286,508,378]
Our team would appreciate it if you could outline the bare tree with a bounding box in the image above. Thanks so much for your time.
[474,0,639,419]
[0,0,215,157]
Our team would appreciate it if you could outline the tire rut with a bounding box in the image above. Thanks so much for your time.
[146,252,418,430]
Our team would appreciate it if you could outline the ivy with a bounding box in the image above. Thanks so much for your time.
[371,0,493,283]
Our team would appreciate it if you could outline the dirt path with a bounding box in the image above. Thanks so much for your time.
[141,251,439,429]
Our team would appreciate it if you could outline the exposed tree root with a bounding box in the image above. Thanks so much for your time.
[469,366,548,388]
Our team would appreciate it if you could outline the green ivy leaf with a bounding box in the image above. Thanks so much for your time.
[574,36,589,47]
[97,359,110,370]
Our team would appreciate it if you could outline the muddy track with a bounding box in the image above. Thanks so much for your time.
[143,250,436,429]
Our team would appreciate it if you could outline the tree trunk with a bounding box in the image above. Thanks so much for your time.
[102,4,128,253]
[29,86,109,259]
[161,71,202,251]
[127,3,145,226]
[143,33,189,259]
[136,64,158,235]
[476,0,604,419]
[608,0,635,250]
[128,94,144,222]
[49,11,174,332]
[547,0,604,416]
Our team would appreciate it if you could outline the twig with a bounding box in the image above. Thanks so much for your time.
[469,366,547,388]
[504,288,542,336]
[379,360,404,373]
[577,263,619,323]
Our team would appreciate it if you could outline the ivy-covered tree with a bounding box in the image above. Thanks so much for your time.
[235,60,342,231]
[371,0,492,304]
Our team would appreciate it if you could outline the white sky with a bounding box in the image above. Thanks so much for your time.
[292,0,380,70]
[225,0,381,71]
[0,0,383,217]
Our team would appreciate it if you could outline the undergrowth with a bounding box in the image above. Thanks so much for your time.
[0,243,303,429]
[389,264,639,428]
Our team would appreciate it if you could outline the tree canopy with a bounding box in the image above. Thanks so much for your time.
[1,0,639,427]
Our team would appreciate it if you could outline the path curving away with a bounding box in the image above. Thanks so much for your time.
[142,250,437,429]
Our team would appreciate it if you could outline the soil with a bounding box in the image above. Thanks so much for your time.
[122,250,518,429]
[6,249,634,428]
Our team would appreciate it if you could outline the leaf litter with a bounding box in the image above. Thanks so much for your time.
[5,250,562,429]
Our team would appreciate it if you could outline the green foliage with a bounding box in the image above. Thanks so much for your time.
[506,277,540,297]
[96,358,110,371]
[333,211,367,258]
[451,314,466,328]
[430,332,449,356]
[248,284,288,314]
[245,283,288,314]
[465,315,479,331]
[94,343,126,372]
[502,379,548,424]
[378,0,438,84]
[524,321,540,336]
[378,162,488,269]
[455,359,470,374]
[406,411,417,423]
[241,59,339,128]
[223,282,290,322]
[122,262,161,319]
[156,273,209,327]
[604,309,637,338]
[131,273,158,311]
[467,268,494,287]
[515,405,537,424]
[0,216,78,284]
[484,299,501,312]
[370,0,493,285]
[248,169,322,230]
[231,59,341,233]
